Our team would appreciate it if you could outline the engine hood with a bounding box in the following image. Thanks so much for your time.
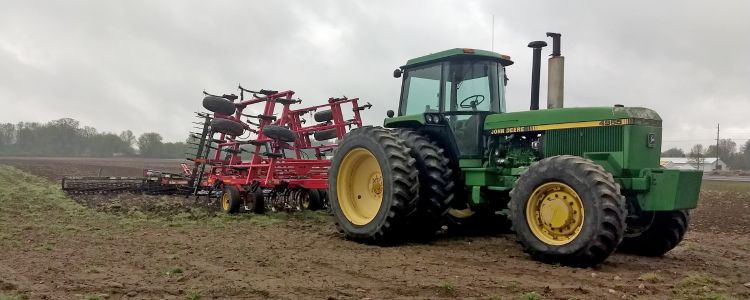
[484,107,661,133]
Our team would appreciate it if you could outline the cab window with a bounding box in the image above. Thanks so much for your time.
[400,64,442,115]
[444,60,497,112]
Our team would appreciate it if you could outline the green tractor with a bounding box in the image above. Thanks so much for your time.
[328,34,703,267]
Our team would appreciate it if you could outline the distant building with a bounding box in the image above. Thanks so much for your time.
[660,157,727,172]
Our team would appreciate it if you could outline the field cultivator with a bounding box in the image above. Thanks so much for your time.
[190,86,369,213]
[61,85,370,214]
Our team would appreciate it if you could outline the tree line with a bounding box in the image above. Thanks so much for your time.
[0,118,189,158]
[661,139,750,170]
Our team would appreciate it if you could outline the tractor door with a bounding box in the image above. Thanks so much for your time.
[442,60,505,158]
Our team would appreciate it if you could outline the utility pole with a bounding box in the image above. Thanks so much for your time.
[716,123,720,170]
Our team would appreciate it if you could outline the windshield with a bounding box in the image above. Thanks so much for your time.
[445,60,504,113]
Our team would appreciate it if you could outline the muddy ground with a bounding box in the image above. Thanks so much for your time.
[0,157,749,300]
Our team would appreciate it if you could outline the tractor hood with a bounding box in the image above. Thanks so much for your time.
[484,107,661,133]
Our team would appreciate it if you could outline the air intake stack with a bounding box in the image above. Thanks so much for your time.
[546,32,564,109]
[528,41,547,111]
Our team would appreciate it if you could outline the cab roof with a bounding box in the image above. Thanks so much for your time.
[403,48,514,68]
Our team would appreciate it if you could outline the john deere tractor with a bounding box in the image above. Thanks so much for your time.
[328,33,703,267]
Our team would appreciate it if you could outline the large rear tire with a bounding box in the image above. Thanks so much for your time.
[509,155,627,267]
[328,126,418,244]
[395,129,455,238]
[618,210,689,256]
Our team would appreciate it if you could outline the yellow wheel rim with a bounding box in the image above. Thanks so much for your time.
[448,203,475,219]
[337,148,383,225]
[526,182,585,245]
[221,192,230,211]
[301,190,310,209]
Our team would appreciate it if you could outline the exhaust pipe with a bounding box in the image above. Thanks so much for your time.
[528,41,547,110]
[546,32,564,109]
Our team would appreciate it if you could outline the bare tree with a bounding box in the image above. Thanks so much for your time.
[688,144,705,170]
[661,147,685,157]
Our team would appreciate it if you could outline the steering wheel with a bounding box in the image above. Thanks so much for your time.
[459,94,485,109]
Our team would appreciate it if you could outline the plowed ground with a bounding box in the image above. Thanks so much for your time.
[0,157,748,300]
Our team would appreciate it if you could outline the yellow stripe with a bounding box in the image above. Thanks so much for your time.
[489,118,632,135]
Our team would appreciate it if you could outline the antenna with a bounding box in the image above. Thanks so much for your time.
[491,14,495,51]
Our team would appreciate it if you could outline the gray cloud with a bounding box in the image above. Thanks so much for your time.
[1,0,748,151]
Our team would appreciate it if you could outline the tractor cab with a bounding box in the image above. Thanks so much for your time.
[390,48,514,158]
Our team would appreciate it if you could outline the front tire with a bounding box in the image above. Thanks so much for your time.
[618,210,689,256]
[509,155,627,267]
[328,126,419,244]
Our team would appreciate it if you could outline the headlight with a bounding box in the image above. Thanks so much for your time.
[425,114,441,124]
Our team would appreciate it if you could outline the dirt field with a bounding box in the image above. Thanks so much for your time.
[1,157,749,300]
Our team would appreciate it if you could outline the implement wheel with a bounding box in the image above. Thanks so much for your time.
[509,155,626,267]
[203,96,236,115]
[328,126,418,244]
[618,210,689,256]
[314,109,334,122]
[262,125,296,142]
[302,189,323,211]
[211,118,244,136]
[395,129,455,238]
[220,185,242,214]
[313,128,337,141]
[246,188,265,214]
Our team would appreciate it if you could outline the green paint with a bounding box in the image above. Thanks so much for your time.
[484,106,661,130]
[403,48,513,68]
[622,125,662,172]
[545,127,624,158]
[470,186,484,205]
[383,114,425,128]
[458,159,482,168]
[464,167,501,186]
[636,168,703,210]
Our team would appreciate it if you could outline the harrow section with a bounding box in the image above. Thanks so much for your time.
[189,86,370,213]
[61,169,190,195]
[61,85,371,214]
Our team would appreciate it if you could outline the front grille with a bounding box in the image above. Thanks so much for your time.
[543,126,624,157]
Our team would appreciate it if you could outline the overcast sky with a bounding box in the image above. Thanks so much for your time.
[1,0,749,151]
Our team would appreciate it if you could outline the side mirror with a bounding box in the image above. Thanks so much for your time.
[393,69,402,78]
[386,110,395,118]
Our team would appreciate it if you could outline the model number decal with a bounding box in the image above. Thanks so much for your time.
[489,118,635,135]
[598,119,623,126]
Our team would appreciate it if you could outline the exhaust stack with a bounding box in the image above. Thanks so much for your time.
[546,32,564,109]
[528,41,547,111]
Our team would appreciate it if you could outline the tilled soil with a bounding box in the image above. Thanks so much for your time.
[1,157,749,300]
[0,157,183,180]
